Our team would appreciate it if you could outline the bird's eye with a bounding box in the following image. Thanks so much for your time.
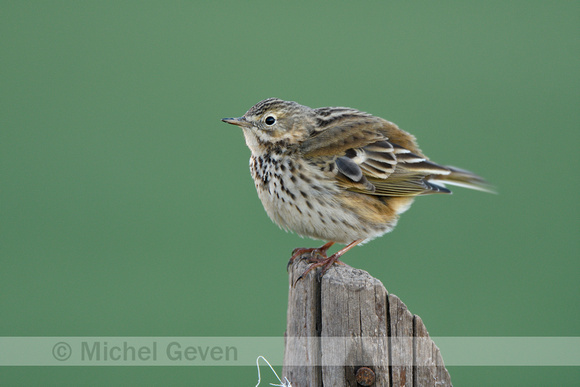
[265,116,276,125]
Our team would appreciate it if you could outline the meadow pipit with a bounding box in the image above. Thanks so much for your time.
[223,98,492,280]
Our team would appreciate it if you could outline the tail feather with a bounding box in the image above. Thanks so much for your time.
[430,166,496,194]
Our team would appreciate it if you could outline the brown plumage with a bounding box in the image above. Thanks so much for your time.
[223,98,493,280]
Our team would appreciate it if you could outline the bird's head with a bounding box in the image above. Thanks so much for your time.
[222,98,315,154]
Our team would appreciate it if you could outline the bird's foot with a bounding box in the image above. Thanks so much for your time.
[289,239,364,286]
[294,254,345,285]
[287,241,335,271]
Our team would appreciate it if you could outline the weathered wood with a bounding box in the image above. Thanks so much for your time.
[320,262,390,387]
[388,294,414,387]
[283,259,322,386]
[283,259,452,387]
[414,316,452,386]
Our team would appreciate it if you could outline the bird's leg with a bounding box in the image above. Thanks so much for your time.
[287,241,335,271]
[294,239,364,284]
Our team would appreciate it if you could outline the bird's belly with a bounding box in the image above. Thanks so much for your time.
[249,156,412,244]
[255,176,399,244]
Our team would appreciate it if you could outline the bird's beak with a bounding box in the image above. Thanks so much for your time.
[221,117,250,127]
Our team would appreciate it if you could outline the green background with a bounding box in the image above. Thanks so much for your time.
[2,1,578,385]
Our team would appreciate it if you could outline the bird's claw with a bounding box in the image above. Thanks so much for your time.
[287,247,327,272]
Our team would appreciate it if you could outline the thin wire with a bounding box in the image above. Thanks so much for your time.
[255,355,292,387]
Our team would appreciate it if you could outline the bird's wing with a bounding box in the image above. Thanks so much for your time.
[300,116,452,197]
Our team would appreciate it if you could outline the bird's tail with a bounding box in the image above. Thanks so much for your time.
[431,166,496,194]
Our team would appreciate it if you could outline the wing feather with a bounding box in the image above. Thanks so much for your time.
[300,108,463,197]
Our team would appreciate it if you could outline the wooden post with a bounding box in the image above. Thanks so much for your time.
[283,259,452,387]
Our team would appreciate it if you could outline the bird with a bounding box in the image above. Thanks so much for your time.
[222,98,493,281]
